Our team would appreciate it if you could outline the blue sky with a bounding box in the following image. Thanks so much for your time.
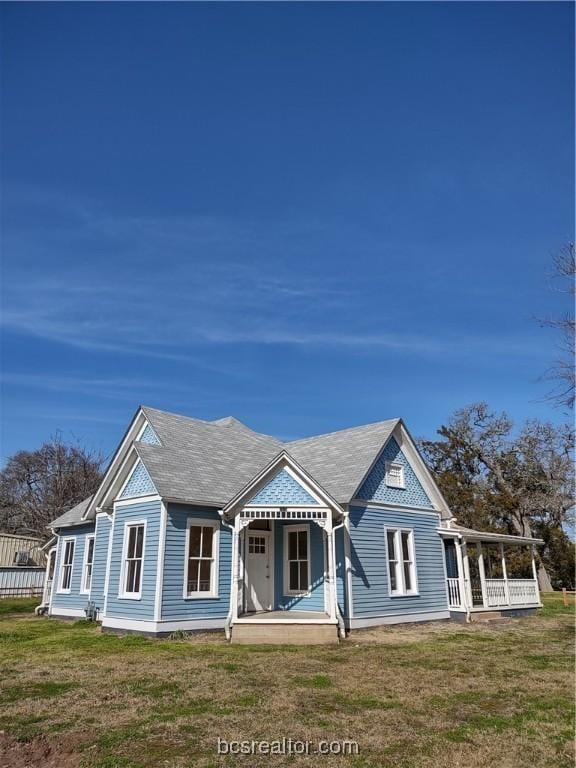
[1,2,574,463]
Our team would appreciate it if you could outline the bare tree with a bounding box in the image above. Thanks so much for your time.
[0,434,105,539]
[422,403,575,591]
[541,243,575,410]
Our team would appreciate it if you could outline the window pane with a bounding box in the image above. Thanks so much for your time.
[63,566,71,590]
[199,559,212,591]
[289,561,299,591]
[297,531,307,560]
[65,542,74,565]
[87,538,94,564]
[288,532,298,561]
[187,559,200,592]
[126,560,135,593]
[388,560,397,591]
[127,527,137,558]
[133,560,142,593]
[202,526,213,558]
[387,531,396,560]
[403,561,412,592]
[134,526,144,558]
[299,561,308,591]
[401,531,411,561]
[189,526,201,557]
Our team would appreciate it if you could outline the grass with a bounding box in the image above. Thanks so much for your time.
[0,593,573,768]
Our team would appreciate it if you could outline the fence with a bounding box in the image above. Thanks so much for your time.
[0,567,45,598]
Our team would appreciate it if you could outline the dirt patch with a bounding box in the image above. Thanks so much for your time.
[0,731,83,768]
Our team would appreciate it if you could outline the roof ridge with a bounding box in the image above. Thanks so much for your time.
[286,417,400,445]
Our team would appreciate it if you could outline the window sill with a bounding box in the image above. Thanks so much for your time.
[283,591,311,598]
[117,594,142,601]
[56,589,71,595]
[389,592,420,598]
[183,593,219,600]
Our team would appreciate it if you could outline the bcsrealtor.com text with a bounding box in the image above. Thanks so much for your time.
[217,738,359,756]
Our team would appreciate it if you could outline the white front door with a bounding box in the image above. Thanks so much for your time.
[245,531,272,612]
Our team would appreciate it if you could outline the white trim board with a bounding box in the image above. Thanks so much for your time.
[49,607,87,619]
[347,610,450,629]
[102,616,227,633]
[350,500,441,517]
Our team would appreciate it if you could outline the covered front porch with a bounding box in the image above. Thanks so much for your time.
[440,525,542,616]
[220,453,346,643]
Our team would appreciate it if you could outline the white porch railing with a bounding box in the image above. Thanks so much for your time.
[484,578,539,608]
[446,577,462,608]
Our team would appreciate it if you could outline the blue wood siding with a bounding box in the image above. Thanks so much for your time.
[161,504,231,620]
[89,514,111,614]
[105,499,160,620]
[273,521,325,611]
[349,505,448,618]
[335,527,347,617]
[357,438,433,508]
[51,524,95,612]
[249,469,319,505]
[120,461,157,499]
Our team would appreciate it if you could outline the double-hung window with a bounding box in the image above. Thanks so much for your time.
[81,536,95,594]
[185,521,219,598]
[284,525,310,595]
[59,539,75,593]
[120,522,145,598]
[386,528,417,596]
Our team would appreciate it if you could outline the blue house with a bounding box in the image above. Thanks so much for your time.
[40,407,542,643]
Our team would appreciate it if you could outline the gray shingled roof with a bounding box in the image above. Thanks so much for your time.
[51,408,404,526]
[49,496,94,529]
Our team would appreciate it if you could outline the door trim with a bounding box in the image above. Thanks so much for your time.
[244,528,274,612]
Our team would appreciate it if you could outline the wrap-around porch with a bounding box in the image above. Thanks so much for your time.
[440,526,542,615]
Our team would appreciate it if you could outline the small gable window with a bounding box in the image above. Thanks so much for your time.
[185,521,219,598]
[386,528,417,596]
[385,461,405,489]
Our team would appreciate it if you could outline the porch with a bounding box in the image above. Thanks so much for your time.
[441,525,542,615]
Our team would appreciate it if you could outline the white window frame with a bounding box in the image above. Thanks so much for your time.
[283,524,311,597]
[385,461,405,489]
[183,519,220,599]
[57,537,76,594]
[385,527,418,597]
[81,535,95,594]
[118,520,147,600]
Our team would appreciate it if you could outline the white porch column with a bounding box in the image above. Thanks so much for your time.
[231,516,241,623]
[325,517,337,622]
[462,542,473,611]
[500,542,510,605]
[454,539,467,611]
[477,542,488,608]
[531,545,541,605]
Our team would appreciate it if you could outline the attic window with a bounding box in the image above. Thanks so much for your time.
[385,461,405,489]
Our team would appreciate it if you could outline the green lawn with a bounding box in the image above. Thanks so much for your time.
[0,594,574,768]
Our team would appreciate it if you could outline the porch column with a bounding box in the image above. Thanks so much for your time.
[531,545,541,605]
[477,542,488,608]
[325,518,337,622]
[500,542,510,605]
[454,538,467,611]
[231,516,241,623]
[462,542,473,610]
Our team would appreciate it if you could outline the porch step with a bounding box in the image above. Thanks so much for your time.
[470,611,512,624]
[232,623,339,645]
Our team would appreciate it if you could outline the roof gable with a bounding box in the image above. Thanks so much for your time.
[356,436,433,508]
[247,468,320,506]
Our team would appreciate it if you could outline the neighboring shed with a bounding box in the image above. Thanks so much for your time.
[0,532,46,567]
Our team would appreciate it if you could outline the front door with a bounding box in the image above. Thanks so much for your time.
[245,531,272,612]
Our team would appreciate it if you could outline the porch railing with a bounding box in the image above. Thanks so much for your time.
[484,578,539,608]
[446,577,462,608]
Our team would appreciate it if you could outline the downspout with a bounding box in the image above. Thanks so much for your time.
[218,511,235,640]
[331,518,346,639]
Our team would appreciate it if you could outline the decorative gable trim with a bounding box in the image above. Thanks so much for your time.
[352,421,452,518]
[222,451,345,519]
[247,467,320,506]
[137,422,161,446]
[119,460,157,499]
